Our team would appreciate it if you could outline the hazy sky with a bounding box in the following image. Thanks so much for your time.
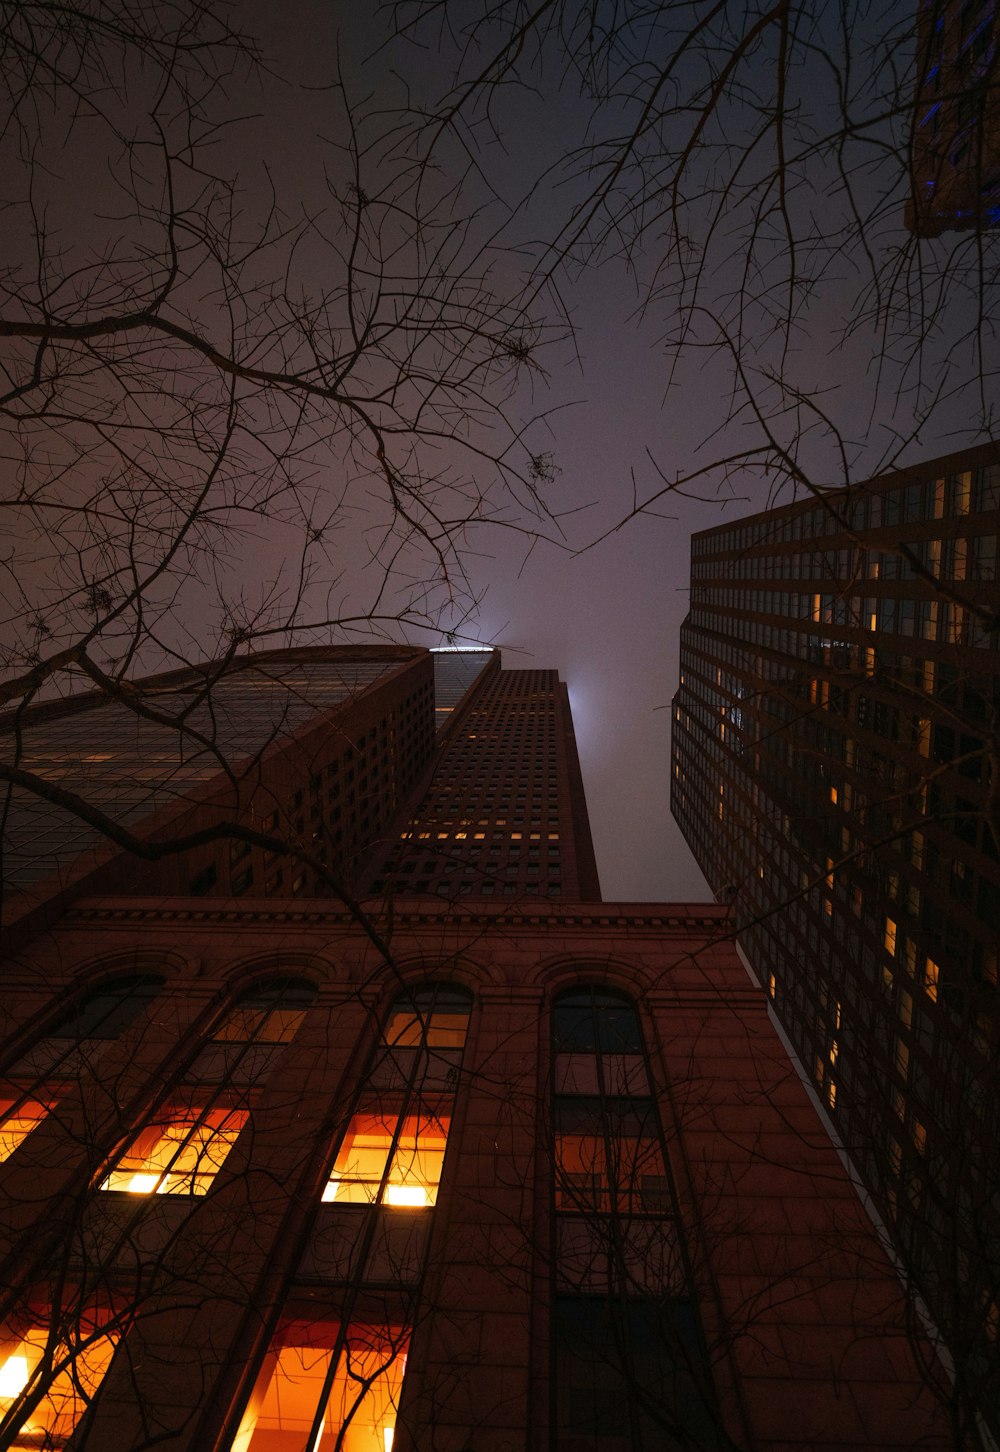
[236,5,760,902]
[228,1,982,904]
[15,2,984,907]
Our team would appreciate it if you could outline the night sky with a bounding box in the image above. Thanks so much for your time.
[215,2,992,902]
[242,5,747,902]
[10,1,993,904]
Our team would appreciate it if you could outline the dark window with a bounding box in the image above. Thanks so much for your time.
[553,1297,722,1451]
[553,989,643,1055]
[189,864,217,895]
[551,988,723,1448]
[54,978,161,1042]
[6,976,163,1082]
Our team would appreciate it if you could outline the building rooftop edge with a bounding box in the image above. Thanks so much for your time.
[690,436,1000,542]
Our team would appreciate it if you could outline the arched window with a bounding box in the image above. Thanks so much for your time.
[1,976,163,1167]
[382,984,472,1050]
[184,979,318,1086]
[7,975,163,1081]
[550,985,722,1450]
[212,980,317,1047]
[553,986,643,1056]
[323,983,472,1210]
[97,980,316,1203]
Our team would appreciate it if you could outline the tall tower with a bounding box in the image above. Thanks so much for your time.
[671,440,1000,1428]
[365,656,600,902]
[0,640,960,1449]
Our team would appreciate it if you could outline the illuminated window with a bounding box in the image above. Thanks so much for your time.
[382,987,471,1049]
[0,1310,119,1450]
[0,1097,52,1164]
[884,918,897,956]
[323,1113,448,1207]
[100,1107,248,1196]
[924,958,940,1002]
[233,1321,407,1452]
[212,983,314,1046]
[555,1098,669,1214]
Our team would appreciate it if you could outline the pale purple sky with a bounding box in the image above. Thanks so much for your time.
[235,2,984,903]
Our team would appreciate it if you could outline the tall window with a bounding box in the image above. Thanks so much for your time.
[1,977,163,1172]
[0,1306,120,1450]
[100,1106,248,1196]
[323,984,471,1210]
[0,1096,52,1164]
[550,986,722,1451]
[5,975,162,1083]
[95,982,315,1200]
[184,979,317,1085]
[233,1320,408,1452]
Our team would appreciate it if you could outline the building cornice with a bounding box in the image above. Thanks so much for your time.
[62,900,728,934]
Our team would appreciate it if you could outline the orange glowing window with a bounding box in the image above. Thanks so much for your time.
[234,1323,407,1452]
[0,1097,52,1164]
[212,1005,306,1045]
[554,1100,668,1215]
[100,1107,248,1196]
[383,1013,467,1051]
[0,1311,119,1449]
[323,1113,449,1208]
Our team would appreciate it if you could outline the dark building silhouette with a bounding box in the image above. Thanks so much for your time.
[672,440,1000,1433]
[0,644,958,1449]
[907,0,1000,234]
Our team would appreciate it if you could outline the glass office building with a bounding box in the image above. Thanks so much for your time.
[672,440,1000,1427]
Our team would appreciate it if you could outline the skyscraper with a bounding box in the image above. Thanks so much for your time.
[2,645,438,942]
[0,643,958,1448]
[672,440,1000,1431]
[365,656,600,902]
[907,0,1000,235]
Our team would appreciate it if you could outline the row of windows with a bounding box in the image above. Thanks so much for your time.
[0,985,719,1449]
[690,464,1000,558]
[693,533,999,584]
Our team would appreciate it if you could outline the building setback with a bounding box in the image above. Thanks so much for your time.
[672,440,1000,1438]
[0,645,957,1448]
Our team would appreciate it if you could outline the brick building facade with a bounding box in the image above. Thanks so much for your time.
[0,646,956,1448]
